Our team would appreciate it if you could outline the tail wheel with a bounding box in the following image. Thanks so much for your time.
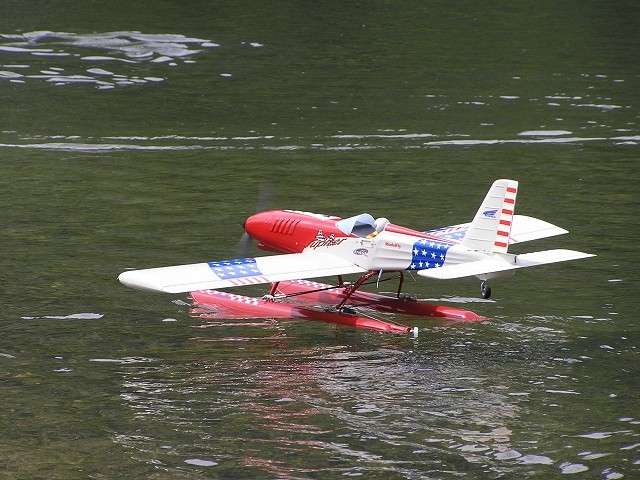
[481,282,492,299]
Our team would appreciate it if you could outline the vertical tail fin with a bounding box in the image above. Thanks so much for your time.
[461,179,518,253]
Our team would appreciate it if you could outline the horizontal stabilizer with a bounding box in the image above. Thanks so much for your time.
[119,252,366,293]
[417,249,594,280]
[513,249,595,267]
[510,215,568,243]
[417,258,517,280]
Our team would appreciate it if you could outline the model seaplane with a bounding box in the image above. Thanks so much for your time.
[119,179,593,335]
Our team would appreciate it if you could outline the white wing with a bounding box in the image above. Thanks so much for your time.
[119,252,366,293]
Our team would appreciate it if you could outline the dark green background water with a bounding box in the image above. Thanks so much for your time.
[1,1,638,478]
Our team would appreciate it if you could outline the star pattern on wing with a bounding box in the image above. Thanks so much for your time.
[208,258,263,279]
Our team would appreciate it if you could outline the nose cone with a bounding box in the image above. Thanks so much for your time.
[244,211,271,240]
[242,210,303,254]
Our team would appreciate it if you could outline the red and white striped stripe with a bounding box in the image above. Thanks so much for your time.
[494,182,517,252]
[229,275,271,287]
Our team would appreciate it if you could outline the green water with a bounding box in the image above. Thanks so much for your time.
[1,1,639,478]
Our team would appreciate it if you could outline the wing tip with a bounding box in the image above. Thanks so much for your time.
[118,270,164,292]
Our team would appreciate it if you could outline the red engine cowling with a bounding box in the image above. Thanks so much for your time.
[244,210,349,254]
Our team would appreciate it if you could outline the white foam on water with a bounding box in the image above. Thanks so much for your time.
[494,450,522,460]
[89,357,157,364]
[519,130,572,136]
[422,296,494,304]
[604,473,624,480]
[578,452,610,460]
[559,462,589,474]
[150,55,172,63]
[184,458,219,467]
[331,133,436,139]
[546,389,581,395]
[32,52,70,57]
[620,442,640,450]
[80,55,136,63]
[22,312,104,320]
[576,103,622,110]
[0,30,219,88]
[577,432,613,439]
[275,397,295,403]
[0,45,54,53]
[86,67,114,75]
[518,454,554,465]
[458,444,490,452]
[613,136,640,141]
[2,129,637,152]
[355,403,383,413]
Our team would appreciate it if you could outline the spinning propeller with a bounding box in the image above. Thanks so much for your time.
[234,184,273,258]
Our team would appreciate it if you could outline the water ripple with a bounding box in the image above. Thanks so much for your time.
[0,30,218,88]
[0,130,638,152]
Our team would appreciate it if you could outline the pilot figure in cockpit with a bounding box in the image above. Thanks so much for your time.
[374,217,389,232]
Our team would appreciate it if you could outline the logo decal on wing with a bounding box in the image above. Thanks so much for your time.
[483,209,498,218]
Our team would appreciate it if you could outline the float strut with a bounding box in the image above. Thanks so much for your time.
[336,271,378,310]
[268,282,280,297]
[396,271,405,298]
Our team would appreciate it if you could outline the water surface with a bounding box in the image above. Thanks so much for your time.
[1,1,638,478]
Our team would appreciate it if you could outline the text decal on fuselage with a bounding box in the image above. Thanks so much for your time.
[308,231,348,250]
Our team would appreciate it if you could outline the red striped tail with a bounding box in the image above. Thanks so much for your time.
[461,179,518,253]
[493,182,518,253]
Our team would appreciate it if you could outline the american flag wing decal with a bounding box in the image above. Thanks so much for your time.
[118,252,366,294]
